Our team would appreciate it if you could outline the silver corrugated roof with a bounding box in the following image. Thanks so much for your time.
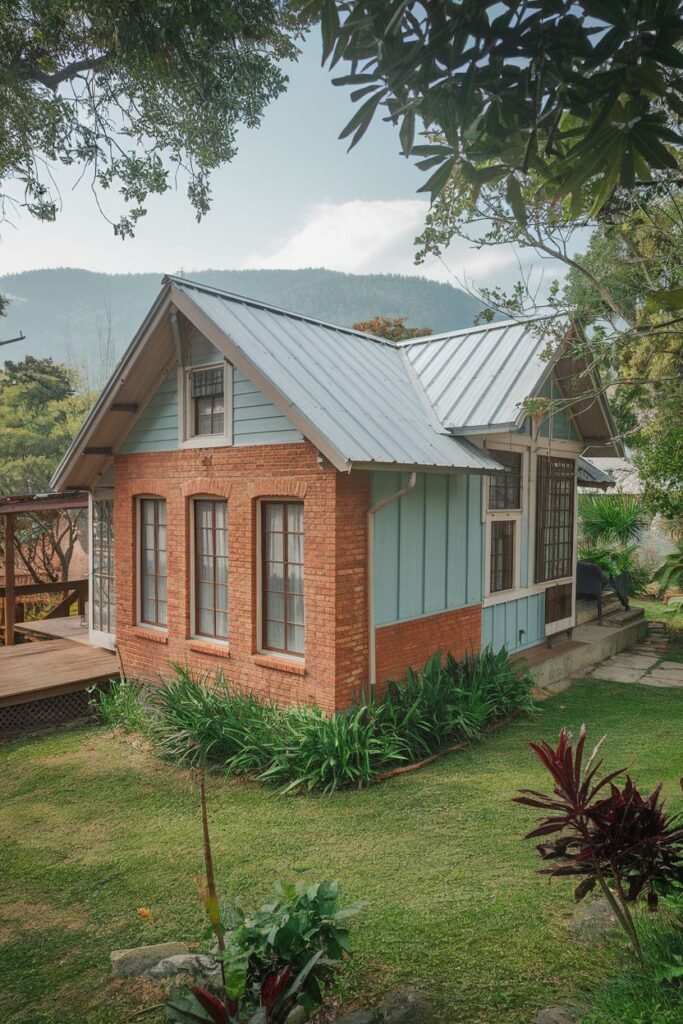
[577,457,616,489]
[171,278,502,473]
[402,319,555,433]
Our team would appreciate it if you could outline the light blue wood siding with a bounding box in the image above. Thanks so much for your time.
[233,368,302,446]
[482,593,545,654]
[372,471,483,626]
[119,373,178,453]
[117,330,301,454]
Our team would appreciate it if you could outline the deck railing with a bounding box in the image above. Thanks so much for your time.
[0,579,88,646]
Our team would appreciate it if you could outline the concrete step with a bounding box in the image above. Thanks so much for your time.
[532,615,648,693]
[602,607,645,627]
[575,597,622,626]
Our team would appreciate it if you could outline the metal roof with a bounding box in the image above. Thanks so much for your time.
[577,457,615,490]
[169,278,502,473]
[401,318,555,433]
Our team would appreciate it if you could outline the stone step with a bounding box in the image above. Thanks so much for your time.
[602,607,645,627]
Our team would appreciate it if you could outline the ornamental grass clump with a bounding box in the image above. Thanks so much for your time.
[514,726,683,961]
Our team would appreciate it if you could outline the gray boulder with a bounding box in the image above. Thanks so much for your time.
[111,942,189,977]
[377,988,434,1024]
[568,896,616,942]
[147,952,222,992]
[284,1008,308,1024]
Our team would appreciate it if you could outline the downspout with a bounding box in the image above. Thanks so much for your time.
[367,472,417,699]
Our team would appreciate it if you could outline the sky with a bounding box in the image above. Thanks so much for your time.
[0,34,555,297]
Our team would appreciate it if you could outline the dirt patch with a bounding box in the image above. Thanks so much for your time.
[0,899,90,944]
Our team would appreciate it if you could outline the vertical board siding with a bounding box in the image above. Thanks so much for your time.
[118,330,301,454]
[482,593,545,654]
[372,471,483,626]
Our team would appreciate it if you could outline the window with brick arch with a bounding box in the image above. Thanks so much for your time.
[193,499,228,641]
[261,501,304,656]
[139,497,167,627]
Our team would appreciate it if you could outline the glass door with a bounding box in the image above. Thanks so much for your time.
[90,495,116,649]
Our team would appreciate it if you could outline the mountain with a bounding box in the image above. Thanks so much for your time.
[0,268,486,369]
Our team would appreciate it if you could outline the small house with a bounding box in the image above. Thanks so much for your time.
[51,277,620,711]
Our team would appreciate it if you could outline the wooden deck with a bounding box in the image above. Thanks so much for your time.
[14,615,92,646]
[0,638,119,708]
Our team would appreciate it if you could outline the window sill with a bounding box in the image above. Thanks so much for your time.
[179,436,232,450]
[251,654,306,676]
[188,639,231,659]
[132,626,168,644]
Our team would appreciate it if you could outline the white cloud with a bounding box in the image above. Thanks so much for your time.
[246,198,427,274]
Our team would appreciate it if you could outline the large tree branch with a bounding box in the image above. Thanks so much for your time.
[18,54,111,92]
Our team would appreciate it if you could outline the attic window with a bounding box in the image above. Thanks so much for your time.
[180,361,232,447]
[191,367,224,436]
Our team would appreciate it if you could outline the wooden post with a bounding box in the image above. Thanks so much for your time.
[4,513,16,646]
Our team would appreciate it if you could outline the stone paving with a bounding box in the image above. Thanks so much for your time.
[589,622,683,688]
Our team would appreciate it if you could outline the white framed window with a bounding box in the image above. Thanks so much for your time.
[178,361,232,448]
[485,450,525,598]
[191,498,229,643]
[137,497,167,628]
[258,500,305,658]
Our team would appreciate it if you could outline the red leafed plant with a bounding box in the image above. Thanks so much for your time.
[513,725,683,960]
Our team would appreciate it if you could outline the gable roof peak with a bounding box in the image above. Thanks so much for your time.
[164,275,397,348]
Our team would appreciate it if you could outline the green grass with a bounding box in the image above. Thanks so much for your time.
[1,680,682,1024]
[632,596,683,633]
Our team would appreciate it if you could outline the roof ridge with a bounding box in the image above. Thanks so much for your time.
[397,312,554,347]
[164,274,398,348]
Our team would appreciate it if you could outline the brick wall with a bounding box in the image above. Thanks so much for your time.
[374,604,482,698]
[113,441,368,713]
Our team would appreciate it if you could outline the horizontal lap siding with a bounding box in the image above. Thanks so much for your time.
[372,471,484,626]
[118,332,301,455]
[482,593,545,654]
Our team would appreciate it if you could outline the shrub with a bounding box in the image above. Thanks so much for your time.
[514,726,683,960]
[578,541,651,596]
[578,493,650,546]
[149,666,276,771]
[654,541,683,597]
[93,678,148,732]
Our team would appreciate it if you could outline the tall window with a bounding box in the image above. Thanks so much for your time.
[190,366,225,437]
[262,501,304,655]
[487,450,523,595]
[535,456,575,582]
[490,520,515,593]
[194,499,228,641]
[139,498,167,627]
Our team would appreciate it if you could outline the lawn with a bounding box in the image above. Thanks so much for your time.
[1,679,681,1024]
[632,596,683,639]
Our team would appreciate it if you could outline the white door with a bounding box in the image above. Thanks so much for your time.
[90,493,116,650]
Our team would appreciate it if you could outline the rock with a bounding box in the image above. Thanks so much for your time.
[147,953,222,992]
[536,1005,582,1024]
[377,987,434,1024]
[284,1007,309,1024]
[567,896,617,942]
[335,1011,376,1024]
[111,942,189,977]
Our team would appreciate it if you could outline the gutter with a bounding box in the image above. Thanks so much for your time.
[367,472,417,699]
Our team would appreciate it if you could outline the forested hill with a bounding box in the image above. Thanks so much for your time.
[0,267,485,366]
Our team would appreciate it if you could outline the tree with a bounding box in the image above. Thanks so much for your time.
[0,357,91,583]
[314,0,683,218]
[0,1,299,239]
[352,314,432,341]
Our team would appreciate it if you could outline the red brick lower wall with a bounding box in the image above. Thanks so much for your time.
[375,604,482,698]
[113,442,369,713]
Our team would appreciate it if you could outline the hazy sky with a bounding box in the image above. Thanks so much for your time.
[0,34,553,295]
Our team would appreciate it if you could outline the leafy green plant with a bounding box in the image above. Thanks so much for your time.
[578,494,650,546]
[654,542,683,598]
[92,678,148,732]
[577,542,652,597]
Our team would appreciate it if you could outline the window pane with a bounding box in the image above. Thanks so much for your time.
[489,451,522,510]
[267,562,284,591]
[216,612,228,640]
[287,503,303,533]
[198,608,213,635]
[265,503,283,532]
[266,531,283,561]
[267,592,285,622]
[139,498,167,626]
[287,532,303,564]
[287,593,304,625]
[193,500,229,640]
[266,619,285,650]
[287,624,304,653]
[490,521,514,593]
[535,457,575,582]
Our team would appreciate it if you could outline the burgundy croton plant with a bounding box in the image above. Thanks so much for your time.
[514,725,683,959]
